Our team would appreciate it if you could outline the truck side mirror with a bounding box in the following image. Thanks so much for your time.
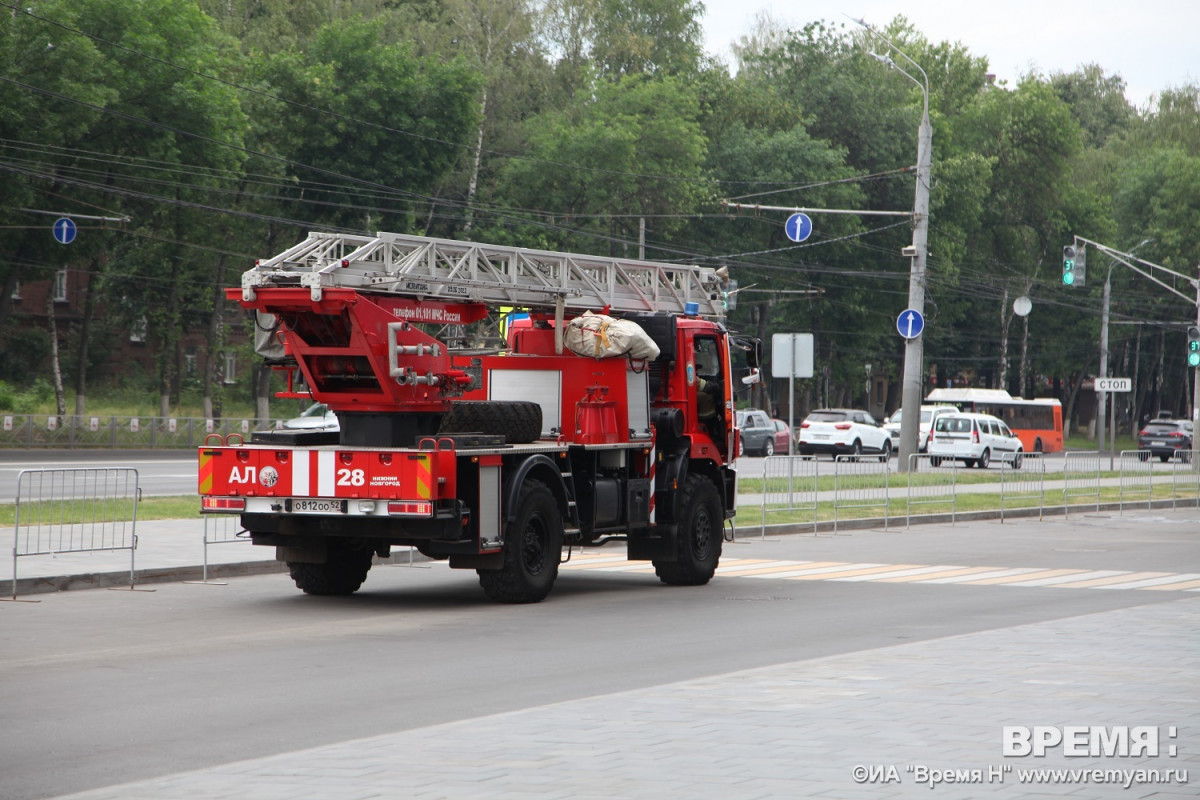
[741,367,761,386]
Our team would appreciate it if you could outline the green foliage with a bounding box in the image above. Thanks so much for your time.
[497,73,709,250]
[1,2,1198,429]
[0,379,53,413]
[255,16,482,233]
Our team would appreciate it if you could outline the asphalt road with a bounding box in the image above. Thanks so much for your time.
[0,451,196,501]
[2,510,1197,799]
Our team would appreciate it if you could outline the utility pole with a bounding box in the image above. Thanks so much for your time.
[857,21,932,474]
[1098,271,1111,460]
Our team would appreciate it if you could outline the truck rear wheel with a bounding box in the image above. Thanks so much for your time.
[478,479,562,603]
[439,400,542,443]
[287,541,374,596]
[654,474,722,586]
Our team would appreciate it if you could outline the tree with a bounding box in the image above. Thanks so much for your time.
[496,73,709,253]
[256,17,481,233]
[1050,64,1136,148]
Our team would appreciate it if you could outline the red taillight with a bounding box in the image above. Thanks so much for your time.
[1170,432,1186,438]
[388,501,433,516]
[1138,429,1148,437]
[801,422,810,428]
[834,423,852,430]
[202,496,246,513]
[972,429,980,443]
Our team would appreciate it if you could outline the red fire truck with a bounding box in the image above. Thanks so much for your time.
[199,232,759,603]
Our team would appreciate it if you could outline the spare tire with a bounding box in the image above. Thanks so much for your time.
[439,400,542,443]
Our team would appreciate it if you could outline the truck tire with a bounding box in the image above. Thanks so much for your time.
[478,479,562,603]
[439,400,541,443]
[287,541,374,596]
[654,474,722,586]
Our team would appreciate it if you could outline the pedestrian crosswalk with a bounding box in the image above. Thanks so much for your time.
[558,552,1200,592]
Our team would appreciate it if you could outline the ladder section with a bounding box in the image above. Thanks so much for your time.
[240,231,727,317]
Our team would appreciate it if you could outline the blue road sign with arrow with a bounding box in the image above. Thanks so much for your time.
[784,212,813,243]
[53,217,77,245]
[896,308,925,339]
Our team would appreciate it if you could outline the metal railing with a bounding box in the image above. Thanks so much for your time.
[757,455,820,535]
[998,453,1045,521]
[7,467,140,599]
[742,449,1199,536]
[832,455,891,533]
[0,414,280,449]
[1062,452,1103,516]
[905,454,958,526]
[190,514,251,585]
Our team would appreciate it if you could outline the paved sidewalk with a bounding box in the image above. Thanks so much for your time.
[46,597,1200,799]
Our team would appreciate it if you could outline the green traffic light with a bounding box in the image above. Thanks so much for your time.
[1062,256,1075,286]
[1189,353,1200,367]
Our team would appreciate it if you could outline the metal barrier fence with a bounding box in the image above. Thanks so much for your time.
[0,415,280,449]
[1118,450,1154,511]
[190,514,250,585]
[906,454,958,526]
[740,449,1198,536]
[1170,458,1200,509]
[998,453,1045,521]
[757,456,820,534]
[833,456,890,533]
[1062,452,1103,516]
[7,468,140,599]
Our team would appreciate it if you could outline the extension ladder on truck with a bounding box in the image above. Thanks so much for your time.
[238,231,729,319]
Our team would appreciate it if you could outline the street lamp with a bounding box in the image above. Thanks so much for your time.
[861,24,932,472]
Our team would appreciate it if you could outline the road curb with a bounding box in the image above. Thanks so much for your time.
[5,552,428,598]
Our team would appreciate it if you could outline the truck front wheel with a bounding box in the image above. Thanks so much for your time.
[654,474,722,586]
[478,479,563,603]
[288,541,374,596]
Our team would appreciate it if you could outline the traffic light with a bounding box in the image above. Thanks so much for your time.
[1188,326,1200,367]
[1062,245,1077,285]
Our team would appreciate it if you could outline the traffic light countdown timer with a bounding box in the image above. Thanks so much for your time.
[1188,326,1200,368]
[1062,243,1086,286]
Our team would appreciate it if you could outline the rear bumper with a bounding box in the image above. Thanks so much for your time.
[1139,443,1190,457]
[798,442,854,455]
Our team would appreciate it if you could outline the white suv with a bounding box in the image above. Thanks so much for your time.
[797,408,892,460]
[927,412,1023,468]
[883,404,957,452]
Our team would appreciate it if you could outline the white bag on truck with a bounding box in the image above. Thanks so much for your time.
[564,311,660,360]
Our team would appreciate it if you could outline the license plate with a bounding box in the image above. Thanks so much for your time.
[814,434,829,440]
[288,498,346,514]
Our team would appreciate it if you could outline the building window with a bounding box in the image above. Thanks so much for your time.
[184,353,197,374]
[129,316,147,343]
[224,354,237,384]
[53,269,68,302]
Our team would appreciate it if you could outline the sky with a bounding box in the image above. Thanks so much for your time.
[700,0,1199,110]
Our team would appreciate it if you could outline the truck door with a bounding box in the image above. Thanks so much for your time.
[690,334,730,458]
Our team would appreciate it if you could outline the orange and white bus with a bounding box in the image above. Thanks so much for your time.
[925,388,1064,453]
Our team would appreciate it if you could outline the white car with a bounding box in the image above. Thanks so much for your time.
[883,404,957,452]
[927,412,1023,469]
[797,408,892,460]
[281,403,340,432]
